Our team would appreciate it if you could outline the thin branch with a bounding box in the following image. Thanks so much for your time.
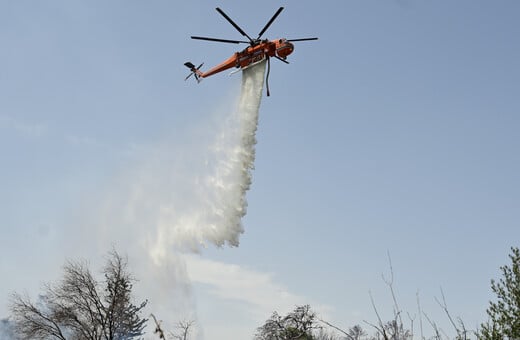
[151,313,166,339]
[406,311,416,339]
[318,318,354,340]
[382,251,403,328]
[368,290,389,340]
[435,287,463,338]
[416,291,424,340]
[423,312,442,340]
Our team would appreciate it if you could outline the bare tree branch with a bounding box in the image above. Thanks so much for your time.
[150,313,166,339]
[9,251,147,340]
[416,291,424,340]
[435,287,463,339]
[366,291,389,340]
[170,319,195,340]
[318,318,354,340]
[382,251,403,328]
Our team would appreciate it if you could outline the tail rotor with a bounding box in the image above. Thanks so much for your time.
[184,62,204,82]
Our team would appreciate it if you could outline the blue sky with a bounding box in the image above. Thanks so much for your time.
[1,1,520,339]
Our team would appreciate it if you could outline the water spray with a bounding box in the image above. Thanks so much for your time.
[149,61,266,261]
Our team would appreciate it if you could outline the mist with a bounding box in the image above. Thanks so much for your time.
[59,62,267,337]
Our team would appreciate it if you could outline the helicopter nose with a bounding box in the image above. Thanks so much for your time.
[276,41,294,58]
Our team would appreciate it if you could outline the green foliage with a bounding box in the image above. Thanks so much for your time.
[480,247,520,339]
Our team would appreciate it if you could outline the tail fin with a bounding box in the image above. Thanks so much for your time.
[184,62,204,82]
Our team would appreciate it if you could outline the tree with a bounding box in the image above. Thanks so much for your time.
[10,251,147,340]
[480,246,520,340]
[346,325,366,340]
[255,305,323,340]
[170,320,195,340]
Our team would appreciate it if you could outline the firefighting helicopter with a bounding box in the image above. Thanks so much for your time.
[184,7,318,96]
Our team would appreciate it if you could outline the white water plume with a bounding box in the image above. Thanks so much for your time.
[149,61,266,262]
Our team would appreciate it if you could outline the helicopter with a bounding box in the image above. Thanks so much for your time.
[184,7,318,96]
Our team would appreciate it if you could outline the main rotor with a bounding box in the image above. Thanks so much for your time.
[191,7,318,46]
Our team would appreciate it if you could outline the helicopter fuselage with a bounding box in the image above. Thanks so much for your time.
[198,39,294,78]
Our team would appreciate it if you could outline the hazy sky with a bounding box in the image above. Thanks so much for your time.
[1,1,520,339]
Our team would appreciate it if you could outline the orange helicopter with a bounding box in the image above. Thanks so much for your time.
[184,7,318,96]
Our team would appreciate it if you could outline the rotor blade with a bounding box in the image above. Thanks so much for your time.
[257,7,284,39]
[287,37,319,42]
[215,8,254,43]
[185,73,193,81]
[191,36,248,44]
[274,56,290,64]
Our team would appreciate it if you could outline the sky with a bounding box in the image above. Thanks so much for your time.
[1,0,520,339]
